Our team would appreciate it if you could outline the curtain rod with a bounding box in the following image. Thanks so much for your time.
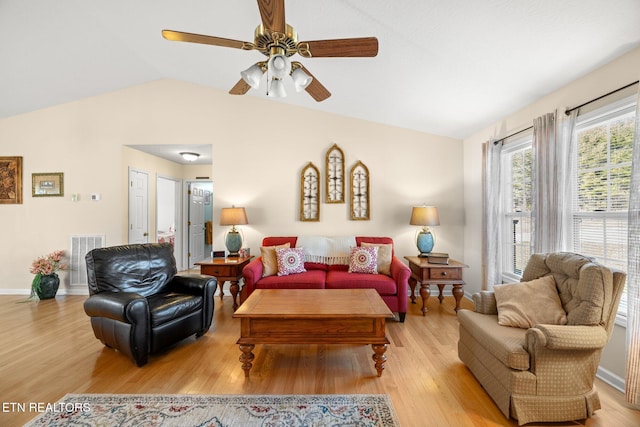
[564,80,639,116]
[493,126,533,145]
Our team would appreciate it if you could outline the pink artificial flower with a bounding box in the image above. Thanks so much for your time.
[29,250,67,276]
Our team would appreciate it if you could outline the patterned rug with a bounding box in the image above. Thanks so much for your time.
[24,393,401,426]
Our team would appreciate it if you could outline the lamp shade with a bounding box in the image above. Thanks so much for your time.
[410,206,440,226]
[240,64,264,89]
[219,207,248,226]
[267,54,291,79]
[267,78,287,98]
[291,67,313,92]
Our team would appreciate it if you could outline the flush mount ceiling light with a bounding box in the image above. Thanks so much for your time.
[162,0,378,102]
[180,152,200,162]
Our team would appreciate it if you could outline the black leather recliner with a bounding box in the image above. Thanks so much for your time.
[84,243,217,366]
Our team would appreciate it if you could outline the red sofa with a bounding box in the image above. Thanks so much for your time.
[241,236,410,322]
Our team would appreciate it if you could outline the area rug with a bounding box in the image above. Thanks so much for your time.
[24,393,401,426]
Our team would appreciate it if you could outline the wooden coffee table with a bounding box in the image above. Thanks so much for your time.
[233,289,394,378]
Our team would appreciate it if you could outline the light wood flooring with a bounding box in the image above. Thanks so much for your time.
[1,293,638,427]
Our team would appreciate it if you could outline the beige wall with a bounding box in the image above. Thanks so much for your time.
[462,45,640,388]
[0,79,463,295]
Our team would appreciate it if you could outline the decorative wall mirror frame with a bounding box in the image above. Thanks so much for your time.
[350,160,370,220]
[300,162,320,221]
[325,143,345,203]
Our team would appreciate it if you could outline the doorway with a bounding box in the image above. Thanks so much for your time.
[184,180,213,268]
[124,144,213,270]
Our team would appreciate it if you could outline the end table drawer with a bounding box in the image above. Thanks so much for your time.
[204,265,233,277]
[430,268,462,280]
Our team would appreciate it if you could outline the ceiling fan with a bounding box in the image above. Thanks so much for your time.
[162,0,378,102]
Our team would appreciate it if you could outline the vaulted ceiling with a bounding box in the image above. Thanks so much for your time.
[2,0,640,139]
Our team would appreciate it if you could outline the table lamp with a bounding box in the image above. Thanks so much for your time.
[410,205,440,257]
[219,206,248,257]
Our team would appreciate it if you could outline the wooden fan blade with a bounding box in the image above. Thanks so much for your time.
[257,0,285,33]
[299,37,379,57]
[162,30,249,50]
[298,65,331,102]
[229,79,252,95]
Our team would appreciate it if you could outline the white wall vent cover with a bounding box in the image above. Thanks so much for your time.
[70,235,105,287]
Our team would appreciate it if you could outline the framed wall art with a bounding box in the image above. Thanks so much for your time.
[325,143,345,203]
[32,172,64,197]
[0,156,23,204]
[300,162,320,222]
[350,161,370,220]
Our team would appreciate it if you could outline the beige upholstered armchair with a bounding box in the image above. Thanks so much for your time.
[457,252,626,425]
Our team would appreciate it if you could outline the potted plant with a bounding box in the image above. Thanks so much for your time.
[30,250,66,300]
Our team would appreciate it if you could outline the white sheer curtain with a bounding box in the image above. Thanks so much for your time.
[531,111,573,253]
[559,110,578,251]
[626,85,640,408]
[482,139,503,289]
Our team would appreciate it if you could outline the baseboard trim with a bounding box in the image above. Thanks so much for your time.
[0,288,89,296]
[597,366,625,393]
[1,288,226,297]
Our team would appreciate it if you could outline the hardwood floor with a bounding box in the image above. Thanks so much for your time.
[1,293,638,426]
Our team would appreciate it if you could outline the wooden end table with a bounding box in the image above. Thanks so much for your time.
[195,256,254,310]
[404,256,469,316]
[233,289,394,378]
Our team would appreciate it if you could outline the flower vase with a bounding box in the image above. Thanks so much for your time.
[36,273,60,299]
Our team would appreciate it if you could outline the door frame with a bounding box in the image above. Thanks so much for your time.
[182,180,213,269]
[156,174,183,270]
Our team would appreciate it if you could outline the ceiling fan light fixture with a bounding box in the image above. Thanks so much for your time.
[291,67,313,92]
[267,78,287,98]
[180,152,200,162]
[240,64,264,89]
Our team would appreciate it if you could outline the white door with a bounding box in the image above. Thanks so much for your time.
[188,183,205,267]
[157,176,182,269]
[128,168,149,244]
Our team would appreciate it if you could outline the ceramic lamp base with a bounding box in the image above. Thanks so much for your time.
[416,230,435,257]
[225,230,242,257]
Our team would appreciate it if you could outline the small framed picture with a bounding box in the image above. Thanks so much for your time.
[32,172,64,197]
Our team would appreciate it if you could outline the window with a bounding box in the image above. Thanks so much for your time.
[572,96,636,319]
[500,135,533,282]
[494,95,635,322]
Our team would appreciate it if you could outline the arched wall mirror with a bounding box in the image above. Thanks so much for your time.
[300,162,320,221]
[325,144,345,203]
[350,160,370,220]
